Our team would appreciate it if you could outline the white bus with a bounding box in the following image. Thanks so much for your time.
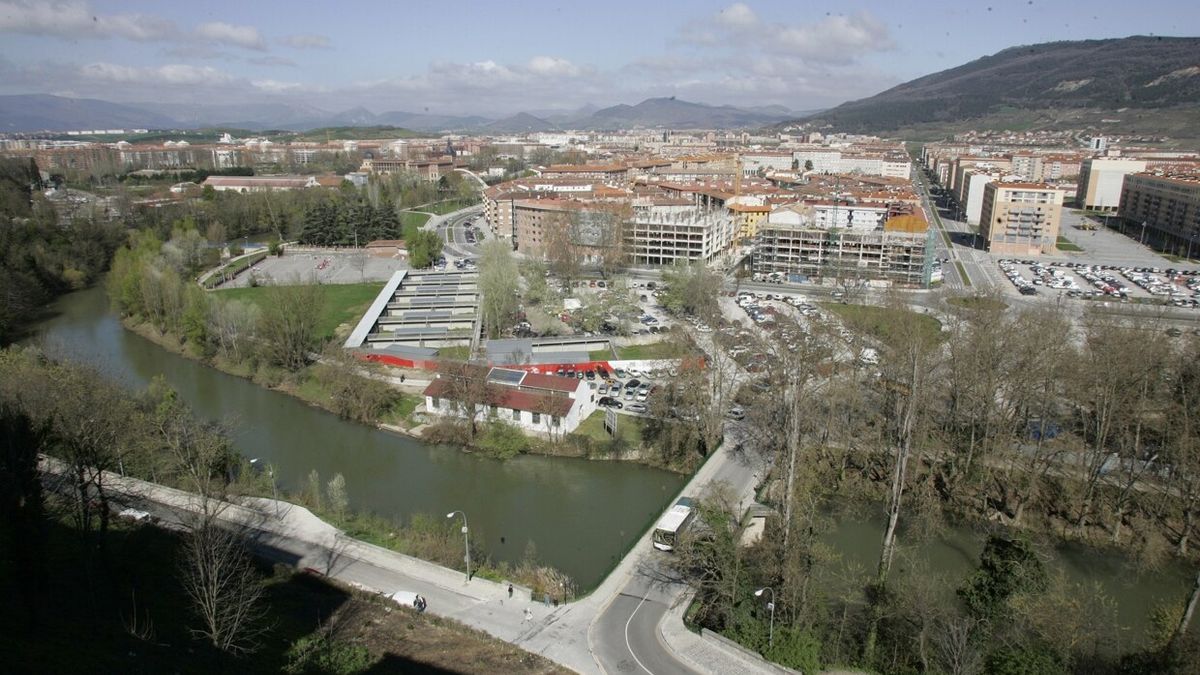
[652,497,696,551]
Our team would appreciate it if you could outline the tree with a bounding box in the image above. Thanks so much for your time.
[434,361,497,443]
[478,239,520,338]
[256,283,326,371]
[543,211,584,288]
[865,297,943,662]
[804,160,814,172]
[326,473,349,519]
[179,520,268,655]
[408,230,443,269]
[659,262,723,321]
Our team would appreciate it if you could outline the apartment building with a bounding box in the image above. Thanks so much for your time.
[752,203,932,286]
[1118,173,1200,256]
[978,182,1065,256]
[1077,157,1147,211]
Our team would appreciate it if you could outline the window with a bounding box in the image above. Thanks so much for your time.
[512,408,520,421]
[432,397,442,409]
[532,412,541,425]
[552,416,561,427]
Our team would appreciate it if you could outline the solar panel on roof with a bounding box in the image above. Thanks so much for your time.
[486,368,526,385]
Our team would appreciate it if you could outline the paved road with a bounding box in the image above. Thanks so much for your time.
[590,423,770,675]
[432,205,485,259]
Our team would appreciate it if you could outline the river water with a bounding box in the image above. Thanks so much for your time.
[29,288,1192,642]
[30,287,686,591]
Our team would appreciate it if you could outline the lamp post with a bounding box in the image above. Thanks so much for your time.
[446,510,471,583]
[755,587,775,649]
[250,458,279,519]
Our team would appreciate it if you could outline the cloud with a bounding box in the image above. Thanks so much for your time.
[195,21,265,51]
[251,79,303,93]
[80,62,233,86]
[0,2,269,52]
[528,56,580,77]
[249,56,299,68]
[771,12,893,61]
[280,33,330,50]
[681,4,893,65]
[0,0,175,41]
[716,3,758,29]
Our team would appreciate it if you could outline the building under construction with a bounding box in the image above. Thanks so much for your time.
[751,202,935,287]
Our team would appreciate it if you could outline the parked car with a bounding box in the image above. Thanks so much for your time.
[726,406,745,420]
[598,396,623,408]
[627,403,648,414]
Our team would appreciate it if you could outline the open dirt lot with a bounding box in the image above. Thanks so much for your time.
[227,248,408,287]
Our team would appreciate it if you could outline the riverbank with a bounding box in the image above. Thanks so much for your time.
[120,313,690,472]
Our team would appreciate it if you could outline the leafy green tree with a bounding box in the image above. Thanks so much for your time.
[959,536,1048,621]
[408,230,443,269]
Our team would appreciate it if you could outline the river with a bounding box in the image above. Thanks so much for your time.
[28,287,1192,643]
[30,287,686,591]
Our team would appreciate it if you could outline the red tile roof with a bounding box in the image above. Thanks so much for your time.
[519,372,581,393]
[423,378,573,416]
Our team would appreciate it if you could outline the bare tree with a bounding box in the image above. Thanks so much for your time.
[179,520,268,655]
[256,281,326,371]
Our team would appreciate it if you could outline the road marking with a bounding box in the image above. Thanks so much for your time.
[624,593,657,675]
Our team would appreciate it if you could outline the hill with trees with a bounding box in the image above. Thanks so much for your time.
[791,36,1200,135]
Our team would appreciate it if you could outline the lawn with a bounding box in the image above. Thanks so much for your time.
[572,409,645,446]
[437,345,472,360]
[216,281,383,340]
[954,260,972,287]
[1056,236,1084,252]
[613,341,684,361]
[820,302,943,344]
[946,295,1008,311]
[400,210,431,239]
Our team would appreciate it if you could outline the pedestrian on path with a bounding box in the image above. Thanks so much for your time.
[523,608,532,623]
[508,583,514,598]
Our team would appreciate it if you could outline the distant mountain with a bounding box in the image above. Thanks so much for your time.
[0,93,800,135]
[372,110,492,132]
[792,36,1200,132]
[582,97,787,129]
[135,101,335,130]
[483,112,558,133]
[0,94,177,132]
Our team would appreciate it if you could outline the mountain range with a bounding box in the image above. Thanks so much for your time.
[791,35,1200,133]
[0,95,811,134]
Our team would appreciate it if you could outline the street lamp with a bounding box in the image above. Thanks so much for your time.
[755,587,775,649]
[250,458,279,519]
[446,510,471,583]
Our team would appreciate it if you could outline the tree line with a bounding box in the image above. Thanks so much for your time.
[674,294,1200,673]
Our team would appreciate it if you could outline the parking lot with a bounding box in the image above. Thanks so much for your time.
[997,258,1200,308]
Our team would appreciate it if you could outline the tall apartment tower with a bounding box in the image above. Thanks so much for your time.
[979,182,1065,256]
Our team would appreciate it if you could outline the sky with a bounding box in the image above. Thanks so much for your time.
[0,0,1197,117]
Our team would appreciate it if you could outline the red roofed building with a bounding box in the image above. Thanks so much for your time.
[423,366,597,436]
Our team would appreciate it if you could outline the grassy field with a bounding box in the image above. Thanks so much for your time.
[820,302,943,344]
[572,409,644,447]
[400,211,431,240]
[216,281,383,340]
[612,341,684,361]
[437,345,471,360]
[1056,236,1084,252]
[946,295,1008,311]
[0,497,566,674]
[203,251,268,289]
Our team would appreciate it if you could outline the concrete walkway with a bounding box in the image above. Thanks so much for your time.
[39,420,783,675]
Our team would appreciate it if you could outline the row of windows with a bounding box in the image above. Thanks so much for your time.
[430,397,560,426]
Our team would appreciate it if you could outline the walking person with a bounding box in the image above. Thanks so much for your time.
[508,583,514,599]
[523,608,532,623]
